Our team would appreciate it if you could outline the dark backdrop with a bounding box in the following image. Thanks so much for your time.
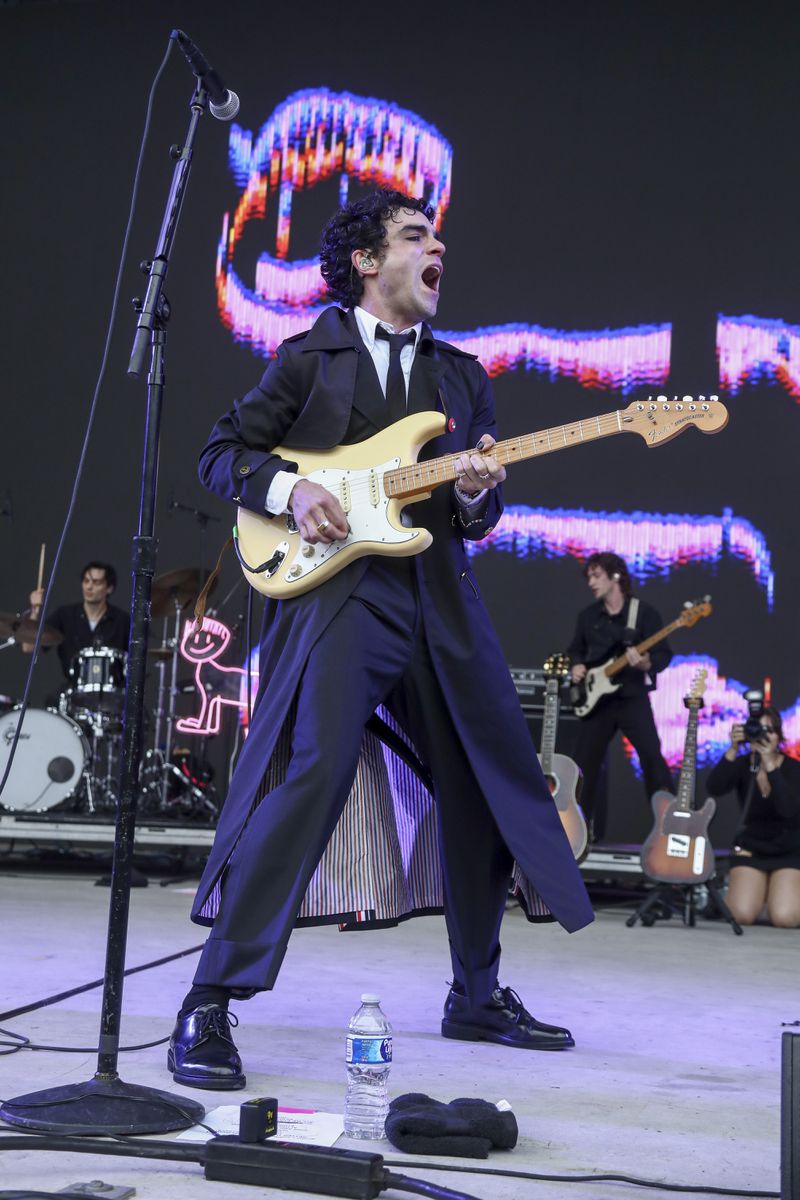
[2,0,798,843]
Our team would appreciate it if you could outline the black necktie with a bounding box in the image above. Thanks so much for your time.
[375,325,416,424]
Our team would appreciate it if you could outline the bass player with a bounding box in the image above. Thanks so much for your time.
[567,552,674,842]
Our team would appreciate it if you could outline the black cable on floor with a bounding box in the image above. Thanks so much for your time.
[383,1172,481,1199]
[0,942,203,1055]
[0,1192,98,1199]
[0,1026,169,1055]
[0,943,203,1022]
[383,1158,779,1198]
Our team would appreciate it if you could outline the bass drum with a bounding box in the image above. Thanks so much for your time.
[0,707,89,812]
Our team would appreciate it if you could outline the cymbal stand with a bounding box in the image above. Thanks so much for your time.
[151,615,170,759]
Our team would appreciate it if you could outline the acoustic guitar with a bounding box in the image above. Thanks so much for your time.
[640,670,716,883]
[538,654,588,860]
[572,599,712,719]
[234,397,728,599]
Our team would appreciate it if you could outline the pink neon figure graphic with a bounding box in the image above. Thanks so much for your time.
[175,618,248,736]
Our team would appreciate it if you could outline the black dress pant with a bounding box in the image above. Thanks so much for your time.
[193,560,512,1005]
[574,691,673,840]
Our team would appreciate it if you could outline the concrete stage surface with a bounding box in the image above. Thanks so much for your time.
[0,864,794,1199]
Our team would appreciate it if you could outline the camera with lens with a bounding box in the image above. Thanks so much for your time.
[742,689,767,742]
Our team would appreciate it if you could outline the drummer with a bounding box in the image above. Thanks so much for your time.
[24,562,129,680]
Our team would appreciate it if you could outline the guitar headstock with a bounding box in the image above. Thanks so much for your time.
[677,596,713,627]
[683,668,708,710]
[543,653,571,681]
[622,395,728,447]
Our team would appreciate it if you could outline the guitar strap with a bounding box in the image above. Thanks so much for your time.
[623,597,639,646]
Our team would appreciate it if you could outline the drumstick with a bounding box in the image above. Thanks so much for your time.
[36,543,46,592]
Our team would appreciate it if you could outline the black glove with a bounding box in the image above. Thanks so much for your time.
[385,1093,518,1158]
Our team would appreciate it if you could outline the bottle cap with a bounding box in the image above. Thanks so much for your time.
[360,992,380,1003]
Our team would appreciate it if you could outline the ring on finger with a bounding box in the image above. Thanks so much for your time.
[479,472,490,480]
[317,518,330,532]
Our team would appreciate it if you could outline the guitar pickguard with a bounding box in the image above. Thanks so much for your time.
[280,460,423,587]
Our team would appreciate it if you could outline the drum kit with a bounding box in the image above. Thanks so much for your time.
[0,567,220,823]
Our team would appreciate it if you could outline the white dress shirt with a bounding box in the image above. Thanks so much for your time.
[265,307,484,514]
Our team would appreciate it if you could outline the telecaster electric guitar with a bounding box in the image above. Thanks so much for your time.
[234,397,728,600]
[538,654,588,860]
[572,599,712,719]
[640,670,716,883]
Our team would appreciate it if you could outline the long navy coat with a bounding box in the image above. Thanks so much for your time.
[192,306,594,936]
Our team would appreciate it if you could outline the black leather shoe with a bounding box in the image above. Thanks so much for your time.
[441,985,575,1050]
[167,1003,247,1089]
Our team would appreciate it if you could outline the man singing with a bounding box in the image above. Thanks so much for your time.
[169,189,594,1089]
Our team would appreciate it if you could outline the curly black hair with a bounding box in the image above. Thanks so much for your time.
[583,551,632,597]
[319,188,436,308]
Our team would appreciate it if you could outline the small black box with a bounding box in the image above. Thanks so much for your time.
[239,1097,278,1143]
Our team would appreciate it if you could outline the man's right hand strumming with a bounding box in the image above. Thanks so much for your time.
[289,479,350,545]
[571,663,587,684]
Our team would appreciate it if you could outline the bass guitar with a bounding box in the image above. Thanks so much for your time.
[538,654,588,860]
[572,598,712,719]
[234,397,728,600]
[640,670,716,883]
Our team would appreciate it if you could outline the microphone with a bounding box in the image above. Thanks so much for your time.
[171,29,240,121]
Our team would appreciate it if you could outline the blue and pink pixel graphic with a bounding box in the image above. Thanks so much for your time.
[214,87,798,764]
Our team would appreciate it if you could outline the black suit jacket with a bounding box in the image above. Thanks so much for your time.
[194,306,593,935]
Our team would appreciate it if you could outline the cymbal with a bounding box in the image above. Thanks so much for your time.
[147,645,175,660]
[11,617,63,647]
[150,567,216,618]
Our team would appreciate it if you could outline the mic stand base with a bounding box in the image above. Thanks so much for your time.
[0,1074,204,1135]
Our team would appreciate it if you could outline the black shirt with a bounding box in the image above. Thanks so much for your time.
[48,602,130,680]
[567,596,672,696]
[705,754,800,857]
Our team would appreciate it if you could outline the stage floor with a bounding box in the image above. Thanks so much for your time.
[0,862,793,1199]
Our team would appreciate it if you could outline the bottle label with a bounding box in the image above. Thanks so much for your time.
[346,1036,392,1065]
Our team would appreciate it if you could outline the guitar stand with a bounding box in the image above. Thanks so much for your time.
[626,876,743,935]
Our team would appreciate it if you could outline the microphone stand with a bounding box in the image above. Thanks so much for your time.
[0,81,212,1136]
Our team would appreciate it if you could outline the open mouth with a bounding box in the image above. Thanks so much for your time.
[422,264,442,293]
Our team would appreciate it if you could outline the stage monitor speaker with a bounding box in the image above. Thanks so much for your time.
[782,1029,800,1199]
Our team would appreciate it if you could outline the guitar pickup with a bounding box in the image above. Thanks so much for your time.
[368,469,380,507]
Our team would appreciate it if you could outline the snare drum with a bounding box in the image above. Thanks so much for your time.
[69,647,127,724]
[0,707,89,812]
[72,647,127,698]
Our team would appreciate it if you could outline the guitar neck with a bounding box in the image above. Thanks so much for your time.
[605,616,682,680]
[385,410,629,499]
[539,682,560,774]
[674,705,701,812]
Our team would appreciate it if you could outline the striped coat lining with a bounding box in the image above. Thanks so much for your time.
[198,706,553,926]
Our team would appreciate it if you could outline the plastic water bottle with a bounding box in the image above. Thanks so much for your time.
[343,993,392,1139]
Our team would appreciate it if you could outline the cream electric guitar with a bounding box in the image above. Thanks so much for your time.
[572,599,712,719]
[234,396,728,600]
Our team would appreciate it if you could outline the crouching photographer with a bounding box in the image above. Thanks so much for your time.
[706,696,800,927]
